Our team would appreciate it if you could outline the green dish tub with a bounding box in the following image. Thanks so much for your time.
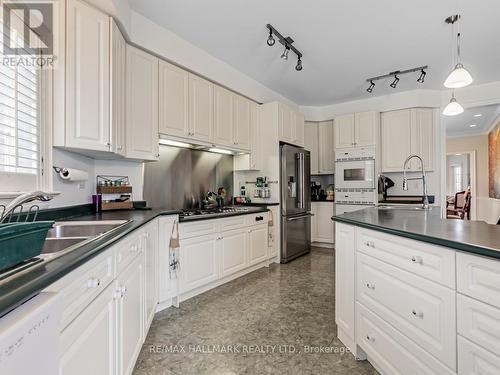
[0,221,54,272]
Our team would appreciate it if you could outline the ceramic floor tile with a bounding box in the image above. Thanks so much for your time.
[133,247,378,375]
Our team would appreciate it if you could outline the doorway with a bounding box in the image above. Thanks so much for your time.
[445,151,476,220]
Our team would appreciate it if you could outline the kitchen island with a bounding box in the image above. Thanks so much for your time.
[332,207,500,375]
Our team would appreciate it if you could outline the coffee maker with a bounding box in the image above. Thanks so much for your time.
[311,182,321,201]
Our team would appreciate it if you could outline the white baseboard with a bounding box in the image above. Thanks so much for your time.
[312,242,334,249]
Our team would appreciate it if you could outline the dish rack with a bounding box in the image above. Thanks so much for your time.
[0,203,41,224]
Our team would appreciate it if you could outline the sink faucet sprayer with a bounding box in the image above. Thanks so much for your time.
[402,155,430,210]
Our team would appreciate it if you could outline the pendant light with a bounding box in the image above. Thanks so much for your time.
[442,91,464,116]
[444,15,473,88]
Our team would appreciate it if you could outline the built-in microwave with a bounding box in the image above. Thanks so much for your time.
[334,148,376,190]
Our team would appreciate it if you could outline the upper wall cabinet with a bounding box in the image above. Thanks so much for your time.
[304,121,334,175]
[110,19,126,156]
[294,112,305,147]
[188,74,214,144]
[381,108,435,172]
[61,0,110,152]
[213,86,234,148]
[125,45,159,161]
[304,122,319,173]
[278,103,305,147]
[233,95,252,151]
[334,111,379,150]
[158,60,189,139]
[234,102,261,171]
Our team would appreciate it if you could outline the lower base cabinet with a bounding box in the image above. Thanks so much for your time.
[248,225,268,265]
[220,228,248,278]
[311,202,334,244]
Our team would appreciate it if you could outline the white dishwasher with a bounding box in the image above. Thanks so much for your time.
[0,292,61,375]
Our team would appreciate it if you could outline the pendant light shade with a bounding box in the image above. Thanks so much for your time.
[442,93,464,116]
[444,63,473,88]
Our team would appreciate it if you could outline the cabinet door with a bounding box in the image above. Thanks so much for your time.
[355,111,378,147]
[213,86,234,147]
[248,225,268,265]
[334,114,355,149]
[278,104,294,142]
[315,203,334,243]
[126,45,159,160]
[234,95,251,150]
[65,0,110,151]
[59,284,116,375]
[143,222,159,332]
[381,109,412,172]
[294,112,305,147]
[110,19,126,156]
[304,122,320,174]
[318,121,335,174]
[220,228,248,278]
[249,103,262,169]
[179,234,218,293]
[158,60,189,139]
[188,74,213,143]
[335,223,356,347]
[411,108,434,171]
[158,217,176,304]
[117,256,144,375]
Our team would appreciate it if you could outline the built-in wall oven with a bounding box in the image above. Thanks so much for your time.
[335,148,376,190]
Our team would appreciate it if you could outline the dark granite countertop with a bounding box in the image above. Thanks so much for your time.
[233,202,280,207]
[332,207,500,259]
[0,206,267,317]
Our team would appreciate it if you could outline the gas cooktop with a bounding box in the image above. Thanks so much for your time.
[178,206,262,221]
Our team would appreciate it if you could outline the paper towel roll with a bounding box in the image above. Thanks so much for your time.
[59,168,88,182]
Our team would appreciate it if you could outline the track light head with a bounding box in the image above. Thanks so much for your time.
[295,58,303,71]
[281,45,290,60]
[267,29,275,46]
[390,75,400,88]
[417,69,426,83]
[366,80,375,93]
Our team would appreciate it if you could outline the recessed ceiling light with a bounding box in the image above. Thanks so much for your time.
[455,153,461,156]
[473,114,482,117]
[469,124,477,128]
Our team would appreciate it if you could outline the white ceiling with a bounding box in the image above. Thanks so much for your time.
[129,0,500,106]
[445,103,500,137]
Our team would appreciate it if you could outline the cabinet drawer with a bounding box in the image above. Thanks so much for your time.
[116,231,143,276]
[220,215,247,231]
[179,220,217,239]
[357,303,455,375]
[457,252,500,309]
[357,228,455,288]
[245,212,268,226]
[458,335,500,375]
[458,293,500,356]
[356,253,456,369]
[46,248,115,330]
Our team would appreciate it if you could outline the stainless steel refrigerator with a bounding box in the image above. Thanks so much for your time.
[280,144,312,263]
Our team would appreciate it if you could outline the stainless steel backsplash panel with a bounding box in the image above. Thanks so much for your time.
[143,146,234,209]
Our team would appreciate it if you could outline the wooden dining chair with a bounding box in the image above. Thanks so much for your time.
[447,191,471,220]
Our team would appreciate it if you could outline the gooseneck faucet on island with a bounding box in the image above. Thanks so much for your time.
[402,155,430,210]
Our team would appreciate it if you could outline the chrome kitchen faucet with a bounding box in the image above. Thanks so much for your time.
[402,155,430,210]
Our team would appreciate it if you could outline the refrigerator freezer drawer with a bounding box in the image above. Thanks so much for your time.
[281,214,311,263]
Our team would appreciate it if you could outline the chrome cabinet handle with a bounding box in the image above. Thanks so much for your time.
[366,282,376,290]
[364,241,375,248]
[366,335,375,342]
[87,278,101,289]
[411,256,423,264]
[411,309,424,318]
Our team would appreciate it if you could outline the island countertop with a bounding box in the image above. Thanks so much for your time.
[332,207,500,259]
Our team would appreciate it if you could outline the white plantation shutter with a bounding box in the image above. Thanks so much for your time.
[0,21,41,191]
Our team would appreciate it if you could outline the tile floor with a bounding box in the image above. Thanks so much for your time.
[133,247,378,374]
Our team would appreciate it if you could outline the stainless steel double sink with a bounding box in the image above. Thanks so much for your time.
[41,220,130,256]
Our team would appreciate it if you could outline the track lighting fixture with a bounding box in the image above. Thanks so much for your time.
[266,29,275,46]
[365,65,428,94]
[281,45,290,60]
[417,69,426,83]
[442,91,464,116]
[444,15,473,88]
[295,58,303,71]
[366,80,375,93]
[266,24,303,71]
[390,74,400,88]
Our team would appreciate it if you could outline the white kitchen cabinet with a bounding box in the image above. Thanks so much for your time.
[335,223,356,349]
[311,202,334,243]
[318,121,335,174]
[220,228,248,278]
[64,0,110,152]
[458,336,500,375]
[110,19,126,156]
[294,111,305,147]
[213,85,234,148]
[179,234,218,293]
[381,108,435,172]
[248,225,268,265]
[143,221,159,333]
[234,94,252,151]
[158,217,177,305]
[116,255,144,375]
[158,60,189,139]
[304,122,319,174]
[125,45,159,160]
[334,112,378,150]
[59,283,116,375]
[278,103,294,143]
[188,74,214,143]
[234,102,262,170]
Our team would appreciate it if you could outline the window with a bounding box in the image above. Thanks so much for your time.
[0,17,45,193]
[453,165,462,193]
